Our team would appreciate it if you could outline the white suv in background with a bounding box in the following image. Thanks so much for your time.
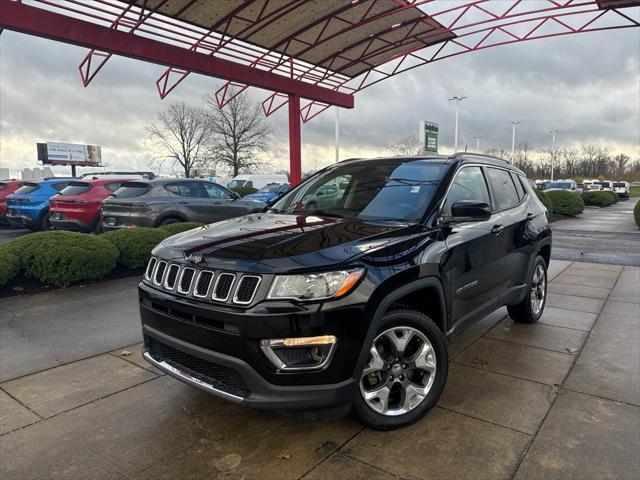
[613,181,630,198]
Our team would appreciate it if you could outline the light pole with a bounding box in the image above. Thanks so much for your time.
[449,96,467,152]
[473,136,481,152]
[510,121,521,163]
[548,130,558,180]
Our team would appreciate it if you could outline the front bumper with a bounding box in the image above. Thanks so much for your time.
[139,282,368,410]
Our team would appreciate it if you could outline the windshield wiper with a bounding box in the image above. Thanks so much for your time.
[307,210,346,218]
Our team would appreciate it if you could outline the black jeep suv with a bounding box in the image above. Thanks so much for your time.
[139,154,551,430]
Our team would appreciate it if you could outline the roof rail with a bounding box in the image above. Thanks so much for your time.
[449,152,511,164]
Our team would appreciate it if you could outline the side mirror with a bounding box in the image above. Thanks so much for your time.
[232,191,241,200]
[448,200,491,223]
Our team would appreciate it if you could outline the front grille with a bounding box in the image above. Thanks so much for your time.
[213,273,235,301]
[145,257,157,280]
[194,271,214,298]
[147,337,250,398]
[234,276,261,304]
[164,264,180,290]
[154,261,167,285]
[178,268,195,294]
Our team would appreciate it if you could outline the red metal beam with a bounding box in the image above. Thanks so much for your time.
[0,1,354,109]
[288,94,302,186]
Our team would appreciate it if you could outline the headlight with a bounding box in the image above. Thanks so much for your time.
[267,269,364,301]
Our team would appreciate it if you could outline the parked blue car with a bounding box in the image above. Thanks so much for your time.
[242,183,291,204]
[6,178,75,230]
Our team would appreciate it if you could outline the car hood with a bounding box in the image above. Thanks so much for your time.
[154,213,430,273]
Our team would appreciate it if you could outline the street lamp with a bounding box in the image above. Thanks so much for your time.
[510,121,521,162]
[548,130,559,180]
[473,136,481,152]
[448,96,467,152]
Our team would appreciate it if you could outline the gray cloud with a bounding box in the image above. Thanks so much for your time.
[1,25,638,177]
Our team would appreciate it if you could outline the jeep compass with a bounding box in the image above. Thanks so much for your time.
[139,154,551,430]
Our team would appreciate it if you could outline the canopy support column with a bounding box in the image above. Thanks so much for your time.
[288,94,302,186]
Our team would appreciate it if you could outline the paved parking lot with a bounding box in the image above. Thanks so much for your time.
[1,260,638,480]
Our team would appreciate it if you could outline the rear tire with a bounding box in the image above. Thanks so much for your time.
[353,308,448,430]
[159,217,180,226]
[40,212,51,231]
[507,255,547,324]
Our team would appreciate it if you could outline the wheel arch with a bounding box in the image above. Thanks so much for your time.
[153,211,187,226]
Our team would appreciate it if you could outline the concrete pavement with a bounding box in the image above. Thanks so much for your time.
[1,259,638,479]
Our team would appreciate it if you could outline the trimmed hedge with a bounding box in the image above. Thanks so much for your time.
[634,200,640,228]
[0,246,20,286]
[534,188,554,215]
[7,231,118,286]
[582,191,614,207]
[160,222,204,235]
[102,227,170,269]
[604,191,619,203]
[546,190,584,216]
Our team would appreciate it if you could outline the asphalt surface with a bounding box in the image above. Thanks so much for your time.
[0,227,30,245]
[551,198,640,266]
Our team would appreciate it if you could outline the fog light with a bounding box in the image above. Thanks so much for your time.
[260,335,337,371]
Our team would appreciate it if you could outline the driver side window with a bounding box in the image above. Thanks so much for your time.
[442,166,491,216]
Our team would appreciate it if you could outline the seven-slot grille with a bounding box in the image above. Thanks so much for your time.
[145,257,261,305]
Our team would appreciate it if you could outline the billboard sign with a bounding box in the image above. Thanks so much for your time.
[37,142,102,166]
[418,121,439,153]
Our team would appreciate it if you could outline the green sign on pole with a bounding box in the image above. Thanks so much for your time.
[419,121,439,153]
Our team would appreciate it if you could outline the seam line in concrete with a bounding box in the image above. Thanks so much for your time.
[450,360,564,389]
[507,265,625,480]
[339,452,409,480]
[561,386,640,409]
[298,426,366,480]
[436,405,535,437]
[479,335,581,357]
[0,384,44,420]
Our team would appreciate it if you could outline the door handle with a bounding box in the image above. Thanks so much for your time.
[491,224,505,235]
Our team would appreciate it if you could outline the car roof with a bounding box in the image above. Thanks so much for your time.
[337,153,523,173]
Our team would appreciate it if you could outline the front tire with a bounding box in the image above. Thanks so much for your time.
[507,255,547,324]
[353,308,448,430]
[40,211,51,231]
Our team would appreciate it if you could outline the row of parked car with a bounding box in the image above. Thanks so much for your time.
[534,179,631,198]
[0,175,290,232]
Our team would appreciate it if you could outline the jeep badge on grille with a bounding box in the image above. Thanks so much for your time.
[185,253,203,265]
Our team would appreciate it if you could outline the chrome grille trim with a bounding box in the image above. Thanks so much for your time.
[153,261,167,286]
[177,267,196,294]
[163,264,180,290]
[212,273,235,302]
[233,275,262,305]
[193,270,214,298]
[145,257,157,281]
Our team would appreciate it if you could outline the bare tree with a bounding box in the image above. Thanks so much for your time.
[147,102,212,178]
[614,153,630,176]
[205,89,271,176]
[390,135,422,156]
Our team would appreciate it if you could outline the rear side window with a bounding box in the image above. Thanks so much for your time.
[104,182,123,192]
[52,182,70,191]
[204,183,233,199]
[511,173,525,199]
[0,183,6,191]
[59,182,92,196]
[165,182,206,198]
[112,182,151,198]
[14,183,40,195]
[486,168,520,211]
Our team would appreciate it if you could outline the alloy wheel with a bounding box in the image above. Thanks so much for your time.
[530,264,546,315]
[359,326,436,416]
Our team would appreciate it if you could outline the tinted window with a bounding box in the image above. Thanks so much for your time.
[512,173,525,199]
[274,160,446,222]
[204,183,232,199]
[259,184,280,193]
[105,182,122,192]
[0,183,6,191]
[165,182,206,198]
[442,166,491,216]
[52,182,71,191]
[613,182,626,187]
[59,182,91,196]
[14,183,40,195]
[112,182,150,198]
[547,182,572,189]
[486,168,520,211]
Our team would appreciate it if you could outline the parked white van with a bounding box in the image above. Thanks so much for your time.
[228,174,289,190]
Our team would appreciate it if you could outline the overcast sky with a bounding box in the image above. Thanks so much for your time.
[1,19,638,177]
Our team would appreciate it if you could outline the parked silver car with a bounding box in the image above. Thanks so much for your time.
[100,179,263,230]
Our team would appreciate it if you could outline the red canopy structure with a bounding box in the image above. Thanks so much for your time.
[1,0,639,184]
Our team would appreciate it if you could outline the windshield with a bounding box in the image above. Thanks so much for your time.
[258,184,280,193]
[59,182,92,196]
[596,182,610,187]
[613,182,626,188]
[272,160,446,222]
[111,182,150,198]
[13,183,40,195]
[546,182,572,189]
